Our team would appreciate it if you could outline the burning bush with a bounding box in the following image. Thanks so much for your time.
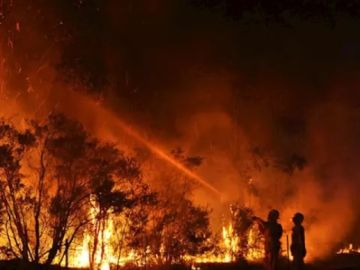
[229,204,264,261]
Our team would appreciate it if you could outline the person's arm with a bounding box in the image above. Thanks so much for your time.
[252,216,266,233]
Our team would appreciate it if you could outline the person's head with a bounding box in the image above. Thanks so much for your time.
[293,212,304,225]
[267,209,280,222]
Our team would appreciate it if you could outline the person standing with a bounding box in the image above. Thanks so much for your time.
[253,209,283,270]
[291,213,306,270]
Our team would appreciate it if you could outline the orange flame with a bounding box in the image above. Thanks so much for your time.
[337,243,360,254]
[185,223,264,264]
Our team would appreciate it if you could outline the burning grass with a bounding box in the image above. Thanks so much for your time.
[337,244,360,255]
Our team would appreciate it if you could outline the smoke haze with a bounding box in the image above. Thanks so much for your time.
[1,0,360,261]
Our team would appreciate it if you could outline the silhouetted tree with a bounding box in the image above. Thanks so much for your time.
[85,144,141,270]
[0,121,36,261]
[0,113,147,267]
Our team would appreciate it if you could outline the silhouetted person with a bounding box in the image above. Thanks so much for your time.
[253,209,283,270]
[291,213,306,270]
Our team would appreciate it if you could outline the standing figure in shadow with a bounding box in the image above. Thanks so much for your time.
[253,209,283,270]
[291,213,306,270]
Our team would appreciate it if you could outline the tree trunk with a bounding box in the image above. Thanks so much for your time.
[34,149,46,263]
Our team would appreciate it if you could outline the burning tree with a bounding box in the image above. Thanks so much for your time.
[127,193,212,265]
[83,156,156,270]
[82,143,142,270]
[152,148,212,264]
[0,113,147,267]
[0,113,215,269]
[121,148,212,266]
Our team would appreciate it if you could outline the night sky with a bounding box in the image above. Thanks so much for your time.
[2,0,360,254]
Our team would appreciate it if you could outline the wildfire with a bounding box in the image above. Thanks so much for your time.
[185,223,264,264]
[73,223,114,270]
[246,226,265,261]
[68,198,136,270]
[222,224,239,262]
[74,234,92,269]
[68,217,265,269]
[337,244,360,255]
